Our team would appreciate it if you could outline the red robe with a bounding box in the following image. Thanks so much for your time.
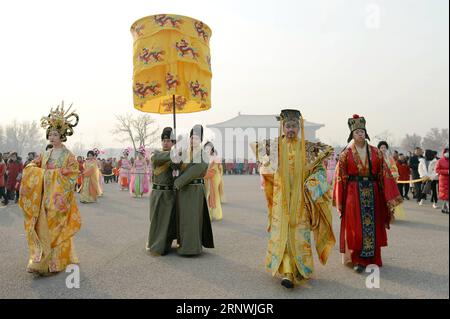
[0,162,6,187]
[333,143,402,267]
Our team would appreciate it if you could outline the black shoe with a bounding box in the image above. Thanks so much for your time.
[404,196,410,200]
[281,278,294,289]
[353,265,365,273]
[442,210,449,214]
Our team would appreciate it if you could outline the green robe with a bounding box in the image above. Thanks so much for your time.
[174,149,214,255]
[147,150,177,255]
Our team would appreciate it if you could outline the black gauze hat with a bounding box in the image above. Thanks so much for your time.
[190,124,204,141]
[161,127,175,141]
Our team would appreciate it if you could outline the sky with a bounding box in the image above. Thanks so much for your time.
[0,0,448,150]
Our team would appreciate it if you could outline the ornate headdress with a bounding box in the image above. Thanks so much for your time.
[276,109,302,123]
[92,148,100,157]
[347,114,370,143]
[276,109,303,141]
[40,101,79,142]
[123,147,132,156]
[137,145,147,156]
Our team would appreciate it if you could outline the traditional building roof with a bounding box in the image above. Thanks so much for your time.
[206,113,324,129]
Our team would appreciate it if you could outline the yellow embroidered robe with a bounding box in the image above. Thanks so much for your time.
[204,156,224,221]
[265,137,335,280]
[19,147,82,274]
[80,159,100,203]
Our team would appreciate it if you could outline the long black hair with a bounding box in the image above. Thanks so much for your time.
[424,149,434,161]
[204,141,216,155]
[377,141,389,150]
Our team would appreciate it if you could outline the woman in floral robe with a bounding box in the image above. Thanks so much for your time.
[19,103,81,275]
[80,150,101,203]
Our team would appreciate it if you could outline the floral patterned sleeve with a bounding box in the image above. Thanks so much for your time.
[63,153,80,186]
[30,153,43,168]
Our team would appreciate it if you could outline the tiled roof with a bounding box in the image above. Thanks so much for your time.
[206,114,324,129]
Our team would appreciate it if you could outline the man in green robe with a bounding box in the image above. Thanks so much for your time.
[173,124,214,255]
[146,127,177,256]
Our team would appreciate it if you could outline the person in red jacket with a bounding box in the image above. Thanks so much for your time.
[396,153,411,200]
[6,152,23,203]
[435,147,449,214]
[0,153,8,206]
[76,156,85,192]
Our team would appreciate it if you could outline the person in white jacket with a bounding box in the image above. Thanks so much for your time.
[418,149,439,208]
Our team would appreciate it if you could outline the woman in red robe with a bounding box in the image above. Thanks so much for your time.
[333,115,403,272]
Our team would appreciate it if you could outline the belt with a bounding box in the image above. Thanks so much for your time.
[189,178,204,185]
[348,175,376,182]
[152,184,174,191]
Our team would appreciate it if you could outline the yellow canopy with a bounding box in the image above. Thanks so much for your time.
[131,14,212,114]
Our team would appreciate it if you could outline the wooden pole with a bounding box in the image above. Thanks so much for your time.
[172,94,176,138]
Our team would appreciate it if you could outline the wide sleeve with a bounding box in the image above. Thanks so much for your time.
[377,150,403,211]
[83,162,97,177]
[29,153,43,168]
[332,151,349,214]
[174,162,208,190]
[204,162,216,179]
[304,164,335,264]
[389,158,399,180]
[151,151,172,166]
[62,153,80,187]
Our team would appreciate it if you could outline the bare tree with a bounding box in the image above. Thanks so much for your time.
[373,130,401,152]
[112,113,159,153]
[372,130,399,149]
[71,142,86,157]
[133,115,159,148]
[422,128,449,151]
[90,141,103,150]
[112,114,138,153]
[400,133,422,152]
[4,120,46,156]
[0,126,4,150]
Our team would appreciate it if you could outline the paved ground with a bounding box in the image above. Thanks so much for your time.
[0,175,448,299]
